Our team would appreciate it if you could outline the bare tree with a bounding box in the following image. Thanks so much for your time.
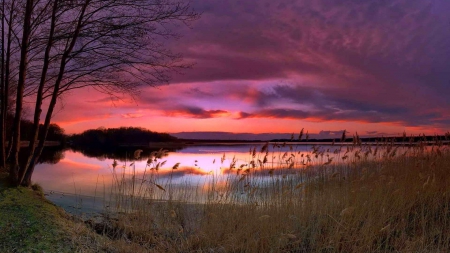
[0,0,199,186]
[0,0,17,171]
[0,0,5,170]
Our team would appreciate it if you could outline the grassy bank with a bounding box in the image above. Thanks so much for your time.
[0,173,77,252]
[0,173,122,253]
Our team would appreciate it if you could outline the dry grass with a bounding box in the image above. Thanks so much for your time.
[87,136,450,252]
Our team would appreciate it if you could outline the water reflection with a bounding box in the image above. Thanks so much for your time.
[33,143,346,193]
[32,143,379,215]
[68,145,181,162]
[19,146,65,165]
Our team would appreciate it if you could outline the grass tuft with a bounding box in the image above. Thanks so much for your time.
[31,183,44,196]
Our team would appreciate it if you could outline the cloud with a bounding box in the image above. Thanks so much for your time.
[51,0,450,134]
[234,84,448,128]
[238,108,311,120]
[173,0,449,87]
[165,106,230,119]
[165,0,450,130]
[121,113,144,119]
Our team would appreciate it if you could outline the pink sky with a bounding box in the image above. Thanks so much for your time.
[37,0,450,138]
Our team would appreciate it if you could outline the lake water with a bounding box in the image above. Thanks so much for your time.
[31,142,372,216]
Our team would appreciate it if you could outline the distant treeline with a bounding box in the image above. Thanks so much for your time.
[3,113,65,143]
[271,134,450,144]
[68,127,178,148]
[67,127,180,160]
[21,121,65,143]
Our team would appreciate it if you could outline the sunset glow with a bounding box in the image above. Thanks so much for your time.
[43,0,450,138]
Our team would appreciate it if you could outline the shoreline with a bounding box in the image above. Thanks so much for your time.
[0,172,121,252]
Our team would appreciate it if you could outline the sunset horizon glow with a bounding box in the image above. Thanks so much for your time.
[40,0,449,139]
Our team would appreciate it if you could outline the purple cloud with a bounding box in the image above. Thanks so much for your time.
[53,0,450,135]
[165,106,229,119]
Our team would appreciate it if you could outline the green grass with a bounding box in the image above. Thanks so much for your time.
[0,173,78,252]
[0,171,160,253]
[0,172,127,253]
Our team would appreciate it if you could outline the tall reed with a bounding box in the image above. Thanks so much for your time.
[91,134,450,252]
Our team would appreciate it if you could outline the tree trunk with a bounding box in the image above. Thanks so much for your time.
[21,0,58,184]
[10,0,34,185]
[23,0,89,186]
[4,0,16,165]
[0,0,6,170]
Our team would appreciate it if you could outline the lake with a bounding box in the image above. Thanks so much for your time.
[31,142,374,216]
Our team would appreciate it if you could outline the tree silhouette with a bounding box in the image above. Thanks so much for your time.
[0,0,199,186]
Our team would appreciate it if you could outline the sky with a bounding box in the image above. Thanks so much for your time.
[46,0,450,139]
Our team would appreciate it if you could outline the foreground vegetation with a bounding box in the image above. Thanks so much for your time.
[2,133,449,252]
[0,172,128,252]
[0,173,76,252]
[87,135,450,252]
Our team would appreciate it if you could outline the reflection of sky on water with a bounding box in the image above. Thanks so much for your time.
[33,144,341,199]
[31,143,432,215]
[33,151,112,195]
[178,143,313,154]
